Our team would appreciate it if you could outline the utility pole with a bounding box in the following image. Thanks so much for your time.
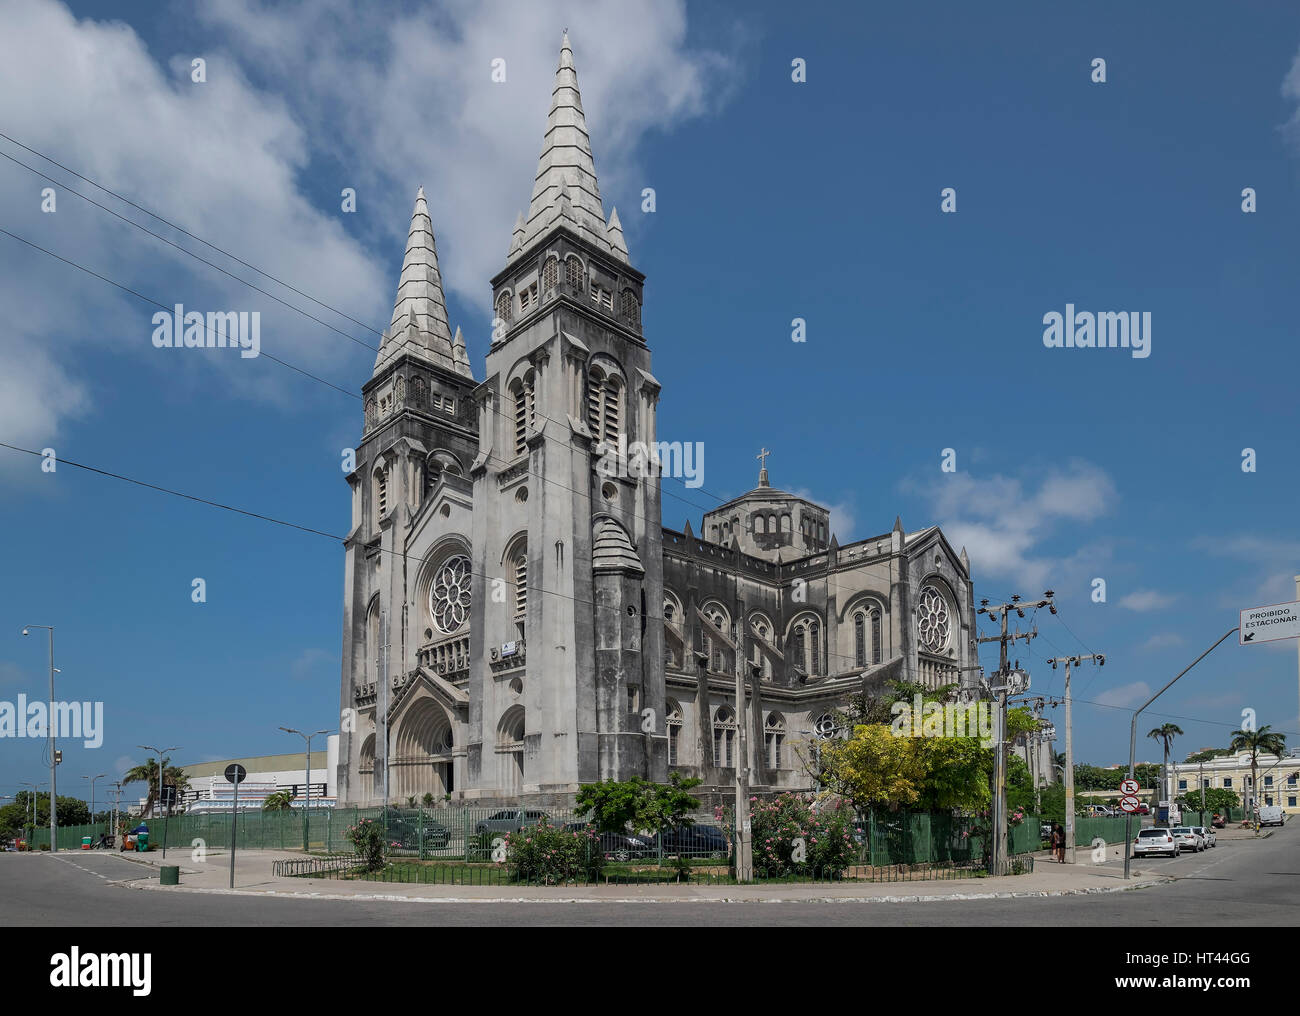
[733,608,753,882]
[1047,653,1104,863]
[110,781,122,846]
[977,593,1053,873]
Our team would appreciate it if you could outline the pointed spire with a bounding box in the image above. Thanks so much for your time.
[508,211,525,260]
[512,32,610,262]
[893,515,904,534]
[375,187,457,374]
[683,519,694,539]
[451,325,474,379]
[960,546,970,571]
[606,206,628,261]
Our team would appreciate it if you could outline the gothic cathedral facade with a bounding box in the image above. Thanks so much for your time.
[336,35,981,808]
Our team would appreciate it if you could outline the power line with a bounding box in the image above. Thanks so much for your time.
[0,130,382,338]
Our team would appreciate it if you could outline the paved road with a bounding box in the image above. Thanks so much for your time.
[5,826,1293,926]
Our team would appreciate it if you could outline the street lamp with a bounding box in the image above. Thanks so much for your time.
[82,773,106,844]
[279,727,331,852]
[21,625,57,852]
[138,744,180,859]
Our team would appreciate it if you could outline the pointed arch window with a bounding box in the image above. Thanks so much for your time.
[374,467,389,527]
[792,616,821,676]
[542,256,559,296]
[565,255,583,290]
[854,613,866,667]
[495,290,512,324]
[713,706,737,768]
[620,288,640,326]
[765,713,786,769]
[587,363,623,445]
[510,371,536,458]
[513,552,527,619]
[666,700,683,766]
[871,608,882,664]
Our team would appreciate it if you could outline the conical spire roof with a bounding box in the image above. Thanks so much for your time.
[375,187,457,374]
[513,33,621,263]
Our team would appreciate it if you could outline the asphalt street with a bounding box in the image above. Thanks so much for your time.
[3,825,1293,926]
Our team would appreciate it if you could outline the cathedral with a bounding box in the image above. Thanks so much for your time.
[335,34,980,807]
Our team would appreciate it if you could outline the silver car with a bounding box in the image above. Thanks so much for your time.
[1133,828,1178,857]
[1191,825,1216,848]
[1170,826,1205,852]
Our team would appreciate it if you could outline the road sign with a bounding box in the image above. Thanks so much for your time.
[1120,778,1140,796]
[1120,795,1141,813]
[1240,600,1300,645]
[224,763,247,785]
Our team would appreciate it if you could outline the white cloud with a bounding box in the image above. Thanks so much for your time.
[792,488,857,542]
[1138,632,1184,652]
[1282,43,1300,153]
[0,0,743,473]
[904,459,1118,589]
[1118,589,1176,612]
[1095,681,1151,709]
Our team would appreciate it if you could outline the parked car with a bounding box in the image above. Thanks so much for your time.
[384,814,450,850]
[474,809,553,835]
[1137,802,1150,815]
[1133,828,1178,857]
[651,824,729,858]
[561,823,653,862]
[1190,825,1216,848]
[1211,813,1226,829]
[1258,805,1284,827]
[1170,826,1204,853]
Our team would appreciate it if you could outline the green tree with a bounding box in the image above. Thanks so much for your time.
[1185,747,1232,764]
[1177,786,1239,819]
[1147,724,1184,806]
[122,757,190,815]
[262,790,294,812]
[1228,724,1287,822]
[574,773,704,837]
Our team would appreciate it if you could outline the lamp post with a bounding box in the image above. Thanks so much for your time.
[21,625,57,852]
[279,727,331,852]
[138,744,180,859]
[82,773,106,843]
[110,781,122,846]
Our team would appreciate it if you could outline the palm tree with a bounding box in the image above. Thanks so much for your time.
[263,790,295,812]
[122,757,191,816]
[1147,724,1184,816]
[1229,724,1288,829]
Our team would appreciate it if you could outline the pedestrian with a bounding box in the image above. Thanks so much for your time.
[1049,823,1060,861]
[1054,823,1065,862]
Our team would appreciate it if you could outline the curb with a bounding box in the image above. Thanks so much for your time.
[125,874,1170,905]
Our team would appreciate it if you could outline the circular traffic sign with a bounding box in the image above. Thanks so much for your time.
[1119,795,1141,813]
[224,763,247,785]
[1120,778,1140,796]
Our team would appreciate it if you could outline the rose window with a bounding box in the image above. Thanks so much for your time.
[917,586,951,652]
[429,555,472,634]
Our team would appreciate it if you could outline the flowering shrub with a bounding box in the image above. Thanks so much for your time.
[746,793,857,879]
[346,818,386,871]
[504,818,604,884]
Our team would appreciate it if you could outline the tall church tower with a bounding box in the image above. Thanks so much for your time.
[466,33,666,801]
[337,188,477,806]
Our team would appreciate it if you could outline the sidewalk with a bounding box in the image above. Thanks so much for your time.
[105,847,1172,904]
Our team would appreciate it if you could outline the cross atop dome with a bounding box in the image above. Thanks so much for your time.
[757,447,771,487]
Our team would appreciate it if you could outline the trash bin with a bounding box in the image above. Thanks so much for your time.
[81,836,92,850]
[135,831,149,852]
[160,865,179,886]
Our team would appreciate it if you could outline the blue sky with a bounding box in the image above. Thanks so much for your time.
[2,0,1299,805]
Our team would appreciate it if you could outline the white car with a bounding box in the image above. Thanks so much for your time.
[1171,826,1205,852]
[1191,825,1216,848]
[1133,828,1178,858]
